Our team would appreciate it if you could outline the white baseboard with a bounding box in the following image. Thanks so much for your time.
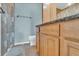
[14,41,30,46]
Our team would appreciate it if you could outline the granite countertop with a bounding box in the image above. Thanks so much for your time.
[36,14,79,27]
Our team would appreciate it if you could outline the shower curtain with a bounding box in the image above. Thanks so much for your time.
[1,3,15,56]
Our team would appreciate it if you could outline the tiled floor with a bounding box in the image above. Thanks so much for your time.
[6,44,38,56]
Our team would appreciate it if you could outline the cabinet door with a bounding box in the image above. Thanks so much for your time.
[40,34,48,56]
[40,33,59,56]
[60,19,79,56]
[47,35,59,56]
[36,32,39,54]
[39,35,43,55]
[60,37,79,56]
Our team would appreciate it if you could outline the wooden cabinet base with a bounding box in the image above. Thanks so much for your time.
[36,19,79,56]
[60,37,79,56]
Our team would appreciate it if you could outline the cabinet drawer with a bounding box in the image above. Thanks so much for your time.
[40,24,59,36]
[61,19,79,39]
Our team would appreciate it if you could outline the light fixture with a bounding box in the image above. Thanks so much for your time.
[0,7,5,14]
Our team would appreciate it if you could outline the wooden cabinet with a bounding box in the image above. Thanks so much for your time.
[36,27,40,54]
[36,32,40,54]
[43,3,57,23]
[36,17,79,56]
[60,37,79,56]
[43,5,50,23]
[40,33,59,56]
[47,35,59,56]
[40,34,48,56]
[40,24,59,36]
[60,19,79,56]
[39,23,59,56]
[50,4,57,20]
[43,3,62,23]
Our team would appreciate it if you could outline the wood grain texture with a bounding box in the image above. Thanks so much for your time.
[43,4,50,23]
[40,23,59,36]
[50,4,57,20]
[36,15,79,56]
[60,37,79,56]
[60,19,79,56]
[39,33,59,56]
[47,35,59,56]
[36,32,40,54]
[43,3,57,23]
[39,23,60,56]
[36,27,40,55]
[39,34,48,56]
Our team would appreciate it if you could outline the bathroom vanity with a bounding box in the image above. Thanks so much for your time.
[36,3,79,56]
[36,14,79,56]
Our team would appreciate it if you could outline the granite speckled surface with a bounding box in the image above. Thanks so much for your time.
[36,14,79,27]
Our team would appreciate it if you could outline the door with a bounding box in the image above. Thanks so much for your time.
[60,37,79,56]
[36,32,40,54]
[40,34,48,56]
[40,33,59,56]
[36,27,40,54]
[60,19,79,56]
[47,35,59,56]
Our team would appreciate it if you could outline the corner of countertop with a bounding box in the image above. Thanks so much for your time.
[36,14,79,27]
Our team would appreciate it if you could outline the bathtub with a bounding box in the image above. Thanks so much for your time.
[29,35,36,46]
